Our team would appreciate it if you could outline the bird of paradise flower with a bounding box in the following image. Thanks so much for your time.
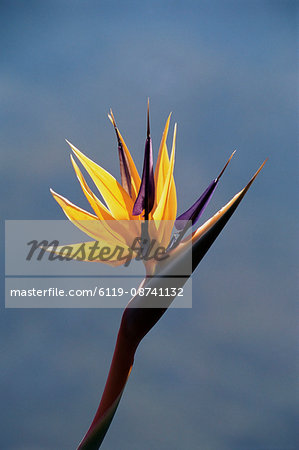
[50,101,266,449]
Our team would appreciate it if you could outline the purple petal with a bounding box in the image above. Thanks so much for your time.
[175,179,217,230]
[133,101,155,216]
[109,110,132,197]
[175,151,236,231]
[117,140,132,197]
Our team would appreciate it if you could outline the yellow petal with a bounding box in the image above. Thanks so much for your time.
[71,155,114,220]
[70,155,132,244]
[152,124,177,247]
[154,114,171,208]
[153,124,176,221]
[66,140,135,220]
[50,189,128,246]
[161,177,177,247]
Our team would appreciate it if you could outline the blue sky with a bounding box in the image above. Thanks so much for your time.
[1,1,297,449]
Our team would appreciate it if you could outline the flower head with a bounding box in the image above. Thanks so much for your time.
[51,104,251,275]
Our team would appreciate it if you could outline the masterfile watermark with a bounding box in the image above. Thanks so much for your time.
[26,237,169,267]
[5,220,192,277]
[5,220,193,308]
[6,279,192,308]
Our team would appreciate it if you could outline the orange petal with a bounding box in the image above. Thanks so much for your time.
[152,124,177,247]
[50,189,128,246]
[154,114,171,208]
[66,140,135,220]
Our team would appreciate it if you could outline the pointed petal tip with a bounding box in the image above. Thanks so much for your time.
[50,187,57,197]
[217,158,268,217]
[163,112,172,129]
[108,109,116,127]
[245,158,268,188]
[147,99,150,137]
[66,140,83,157]
[50,187,64,199]
[65,139,76,152]
[257,157,268,171]
[216,150,237,181]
